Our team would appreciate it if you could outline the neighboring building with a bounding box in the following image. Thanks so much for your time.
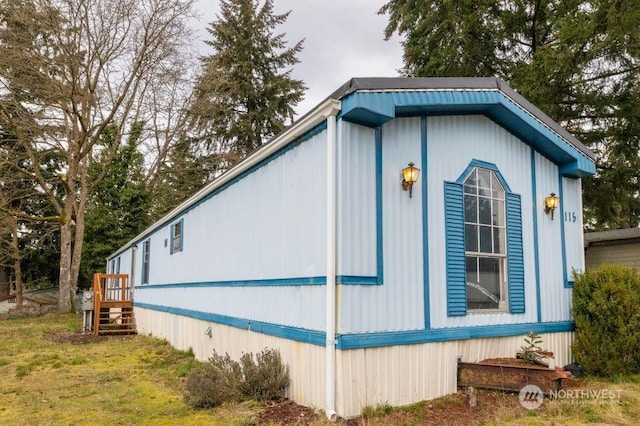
[584,228,640,271]
[108,78,595,418]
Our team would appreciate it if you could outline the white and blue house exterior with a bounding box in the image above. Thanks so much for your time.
[109,78,595,418]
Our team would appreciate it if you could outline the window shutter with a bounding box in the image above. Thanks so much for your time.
[506,193,525,313]
[444,181,467,316]
[179,218,184,252]
[170,224,174,255]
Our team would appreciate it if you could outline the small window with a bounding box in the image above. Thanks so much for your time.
[170,219,184,254]
[464,167,507,311]
[142,240,150,285]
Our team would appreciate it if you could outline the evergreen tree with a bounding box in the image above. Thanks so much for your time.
[80,123,152,287]
[381,0,640,229]
[189,0,305,175]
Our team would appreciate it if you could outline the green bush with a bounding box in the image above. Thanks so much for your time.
[184,352,242,408]
[239,349,290,402]
[184,348,289,408]
[573,264,640,377]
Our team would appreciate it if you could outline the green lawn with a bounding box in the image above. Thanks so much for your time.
[2,312,640,425]
[0,313,259,425]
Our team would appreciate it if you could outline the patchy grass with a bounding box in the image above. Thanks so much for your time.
[0,313,259,425]
[2,313,640,425]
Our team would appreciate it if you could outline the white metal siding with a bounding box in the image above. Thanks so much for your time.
[536,153,572,322]
[562,177,585,279]
[427,115,537,328]
[135,307,326,410]
[336,121,377,277]
[336,331,574,418]
[133,130,328,329]
[338,117,424,333]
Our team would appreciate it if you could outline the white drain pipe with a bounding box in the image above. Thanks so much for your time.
[325,110,338,421]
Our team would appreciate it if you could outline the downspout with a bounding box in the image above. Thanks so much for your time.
[325,111,338,421]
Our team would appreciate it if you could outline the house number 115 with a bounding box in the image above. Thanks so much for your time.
[564,211,577,223]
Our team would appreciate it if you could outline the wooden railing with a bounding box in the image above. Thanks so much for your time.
[92,273,136,335]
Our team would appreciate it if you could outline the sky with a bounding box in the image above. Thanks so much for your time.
[194,0,405,118]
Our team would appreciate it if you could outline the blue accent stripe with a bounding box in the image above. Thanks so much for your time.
[336,321,575,349]
[134,302,326,346]
[506,193,525,313]
[375,126,384,284]
[421,116,430,329]
[135,302,573,350]
[134,275,378,290]
[531,149,542,322]
[558,175,572,288]
[444,181,467,316]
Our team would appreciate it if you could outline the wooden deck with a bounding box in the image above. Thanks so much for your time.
[93,273,136,336]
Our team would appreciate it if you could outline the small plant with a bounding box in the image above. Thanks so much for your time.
[184,348,290,409]
[517,331,544,365]
[361,402,393,419]
[239,349,290,402]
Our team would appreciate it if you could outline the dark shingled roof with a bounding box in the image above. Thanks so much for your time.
[325,77,595,160]
[584,228,640,244]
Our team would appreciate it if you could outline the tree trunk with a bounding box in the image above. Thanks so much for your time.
[57,201,75,312]
[9,217,23,312]
[70,164,88,298]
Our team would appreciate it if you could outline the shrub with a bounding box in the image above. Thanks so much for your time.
[184,352,242,408]
[573,264,640,377]
[239,349,290,402]
[184,348,289,408]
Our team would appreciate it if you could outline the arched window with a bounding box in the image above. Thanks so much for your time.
[463,168,506,310]
[444,160,525,316]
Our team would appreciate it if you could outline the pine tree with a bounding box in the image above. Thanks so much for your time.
[80,123,152,286]
[189,0,306,174]
[381,0,640,229]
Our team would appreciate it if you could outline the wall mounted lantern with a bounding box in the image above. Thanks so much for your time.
[401,162,420,198]
[544,192,560,220]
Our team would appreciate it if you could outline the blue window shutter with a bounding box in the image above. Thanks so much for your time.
[170,224,174,255]
[179,218,184,252]
[506,193,525,313]
[444,181,467,316]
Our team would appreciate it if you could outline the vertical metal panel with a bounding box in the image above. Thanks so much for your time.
[339,117,424,333]
[147,130,327,285]
[132,131,328,329]
[427,115,537,328]
[135,285,326,330]
[135,307,326,409]
[562,177,585,278]
[536,153,572,321]
[335,331,574,418]
[336,121,377,277]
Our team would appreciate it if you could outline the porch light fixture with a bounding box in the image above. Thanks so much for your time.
[401,162,420,198]
[544,192,560,219]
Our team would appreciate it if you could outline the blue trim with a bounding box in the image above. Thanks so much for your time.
[134,302,326,347]
[135,302,573,350]
[421,116,430,328]
[375,126,384,284]
[455,159,513,192]
[444,181,467,316]
[506,193,525,313]
[339,90,595,177]
[336,321,575,349]
[558,175,572,288]
[530,149,542,323]
[135,275,379,290]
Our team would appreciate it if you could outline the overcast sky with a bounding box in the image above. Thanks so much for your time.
[194,0,405,118]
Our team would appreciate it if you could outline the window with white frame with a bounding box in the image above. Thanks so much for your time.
[463,167,507,310]
[171,219,183,254]
[141,240,150,285]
